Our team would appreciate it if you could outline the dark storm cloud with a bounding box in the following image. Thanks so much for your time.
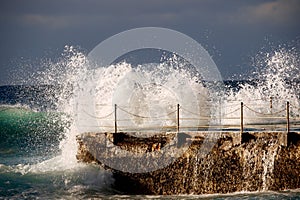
[2,0,299,29]
[0,0,299,84]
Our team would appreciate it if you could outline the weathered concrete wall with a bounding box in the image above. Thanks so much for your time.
[76,131,300,195]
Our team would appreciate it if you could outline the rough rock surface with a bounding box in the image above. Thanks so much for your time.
[76,132,300,195]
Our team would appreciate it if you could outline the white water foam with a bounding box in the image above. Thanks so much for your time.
[24,46,210,172]
[223,47,300,127]
[29,45,299,165]
[16,45,299,195]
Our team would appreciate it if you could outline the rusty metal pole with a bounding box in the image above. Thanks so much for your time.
[177,104,180,132]
[241,102,244,133]
[286,101,290,133]
[114,104,117,133]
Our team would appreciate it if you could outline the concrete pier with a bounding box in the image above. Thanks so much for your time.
[76,131,300,194]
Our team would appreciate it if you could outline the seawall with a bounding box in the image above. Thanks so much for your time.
[76,131,300,195]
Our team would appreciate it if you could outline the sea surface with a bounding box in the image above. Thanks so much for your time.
[1,46,300,199]
[1,84,299,199]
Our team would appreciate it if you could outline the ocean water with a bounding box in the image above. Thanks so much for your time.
[0,46,300,199]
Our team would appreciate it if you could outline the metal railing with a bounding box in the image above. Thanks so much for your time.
[77,98,300,133]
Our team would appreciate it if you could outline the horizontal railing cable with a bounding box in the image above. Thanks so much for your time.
[82,109,114,119]
[244,104,286,116]
[117,105,177,119]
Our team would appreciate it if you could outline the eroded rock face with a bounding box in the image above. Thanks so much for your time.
[76,132,300,195]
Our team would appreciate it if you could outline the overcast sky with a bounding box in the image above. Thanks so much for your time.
[0,0,299,85]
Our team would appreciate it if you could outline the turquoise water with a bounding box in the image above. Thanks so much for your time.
[0,106,65,165]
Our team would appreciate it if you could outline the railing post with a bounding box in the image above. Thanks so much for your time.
[177,104,180,132]
[114,104,117,133]
[241,102,244,133]
[286,101,290,133]
[270,96,273,114]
